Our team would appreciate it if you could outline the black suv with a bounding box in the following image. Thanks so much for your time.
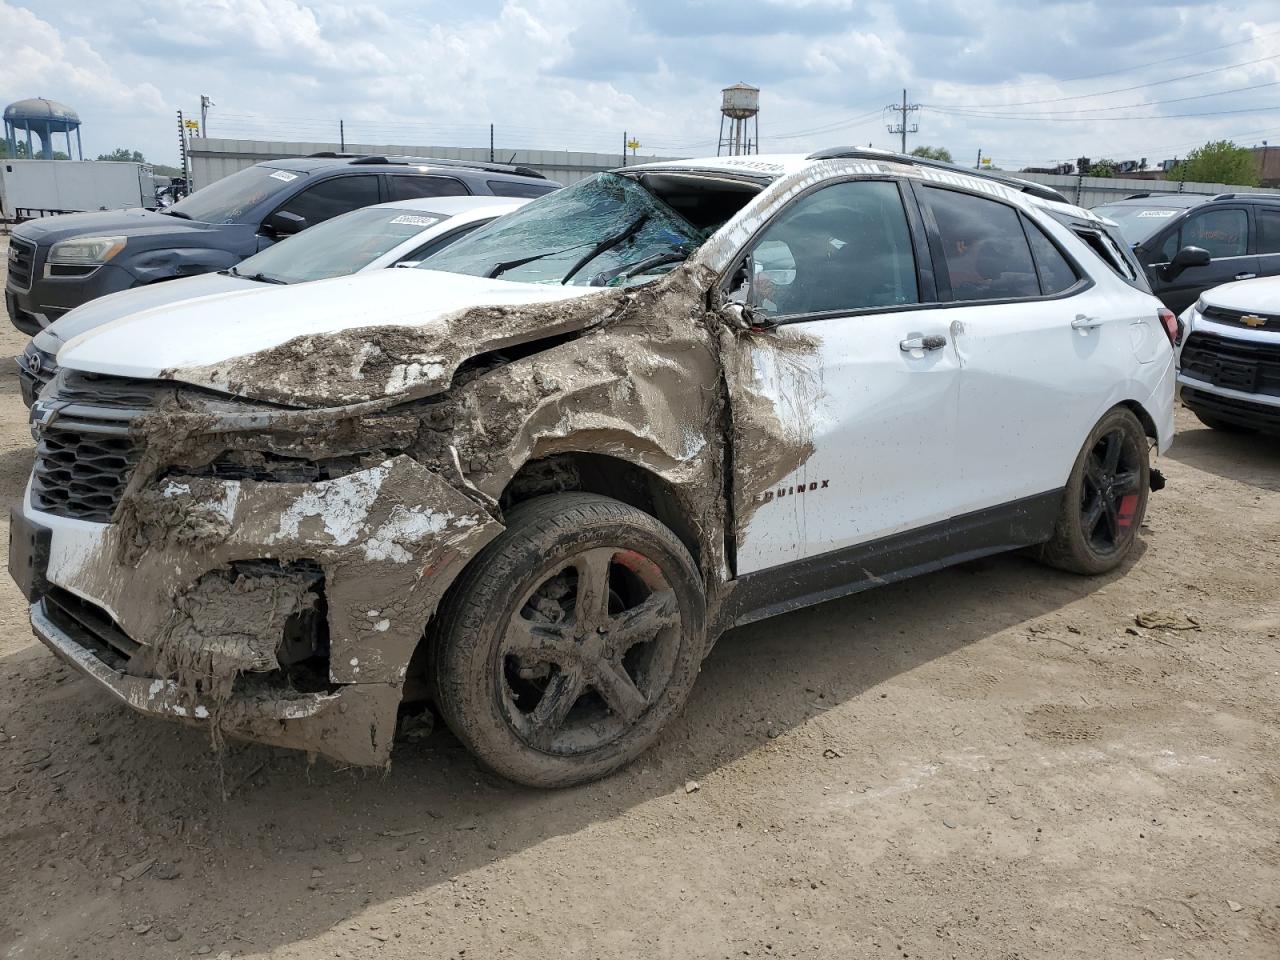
[5,154,559,334]
[1093,192,1280,314]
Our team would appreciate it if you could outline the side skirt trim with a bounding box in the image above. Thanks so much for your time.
[719,489,1063,631]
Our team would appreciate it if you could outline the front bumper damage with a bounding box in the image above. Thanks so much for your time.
[16,454,503,766]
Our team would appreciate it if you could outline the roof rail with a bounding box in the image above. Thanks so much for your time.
[1212,192,1280,202]
[304,151,548,179]
[806,146,1069,204]
[367,154,549,179]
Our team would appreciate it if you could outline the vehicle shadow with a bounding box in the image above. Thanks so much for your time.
[0,547,1133,956]
[1163,419,1280,491]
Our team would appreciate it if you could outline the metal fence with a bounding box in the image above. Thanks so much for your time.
[187,138,675,190]
[1012,171,1272,207]
[188,138,1271,208]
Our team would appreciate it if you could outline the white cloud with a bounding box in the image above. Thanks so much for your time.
[5,0,1280,170]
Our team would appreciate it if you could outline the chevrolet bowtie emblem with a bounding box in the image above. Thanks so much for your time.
[1240,314,1267,327]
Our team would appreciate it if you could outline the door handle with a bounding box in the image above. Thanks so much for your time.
[900,335,947,352]
[1071,314,1104,330]
[1234,272,1257,281]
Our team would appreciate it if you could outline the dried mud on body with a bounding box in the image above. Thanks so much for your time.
[1,235,1278,958]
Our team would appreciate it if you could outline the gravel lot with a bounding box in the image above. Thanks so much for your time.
[0,233,1277,959]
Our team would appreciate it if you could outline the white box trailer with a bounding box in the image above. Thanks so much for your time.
[0,159,157,221]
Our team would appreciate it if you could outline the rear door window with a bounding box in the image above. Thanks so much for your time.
[487,179,559,198]
[1256,207,1280,255]
[275,175,380,226]
[389,176,469,200]
[1022,217,1080,295]
[923,187,1040,301]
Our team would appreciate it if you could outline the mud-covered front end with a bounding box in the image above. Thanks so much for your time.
[11,371,503,766]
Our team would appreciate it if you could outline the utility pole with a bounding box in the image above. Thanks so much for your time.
[199,94,213,138]
[339,119,345,151]
[489,124,494,163]
[975,148,982,170]
[622,130,628,167]
[177,110,189,184]
[885,89,919,155]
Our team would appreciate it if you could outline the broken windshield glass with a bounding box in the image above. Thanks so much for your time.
[421,173,704,286]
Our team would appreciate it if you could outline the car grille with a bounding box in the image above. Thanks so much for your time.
[17,346,56,398]
[7,236,37,291]
[41,587,140,669]
[1202,304,1280,331]
[1180,332,1280,398]
[31,374,161,523]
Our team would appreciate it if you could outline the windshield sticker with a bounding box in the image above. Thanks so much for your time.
[1136,209,1177,218]
[269,170,299,182]
[389,214,439,227]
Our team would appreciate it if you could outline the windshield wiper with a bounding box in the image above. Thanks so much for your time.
[162,209,193,220]
[561,214,651,286]
[228,265,286,284]
[589,249,689,287]
[485,241,596,280]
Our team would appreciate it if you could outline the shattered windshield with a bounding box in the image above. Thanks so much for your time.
[421,172,704,286]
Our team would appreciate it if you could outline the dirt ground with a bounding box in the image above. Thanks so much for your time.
[0,233,1277,960]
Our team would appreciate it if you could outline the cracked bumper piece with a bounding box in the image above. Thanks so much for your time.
[32,598,400,766]
[18,454,504,766]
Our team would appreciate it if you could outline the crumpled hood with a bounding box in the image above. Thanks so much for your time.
[34,272,256,354]
[57,268,610,406]
[1197,275,1280,315]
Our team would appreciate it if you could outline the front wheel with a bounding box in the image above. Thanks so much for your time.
[430,493,706,788]
[1038,407,1150,576]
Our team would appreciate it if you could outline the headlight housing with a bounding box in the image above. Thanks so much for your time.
[47,236,127,266]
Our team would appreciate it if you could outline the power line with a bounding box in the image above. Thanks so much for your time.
[925,103,1280,122]
[931,51,1279,109]
[925,79,1280,117]
[973,26,1280,91]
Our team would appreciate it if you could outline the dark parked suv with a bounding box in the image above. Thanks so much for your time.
[5,154,559,333]
[1093,192,1280,314]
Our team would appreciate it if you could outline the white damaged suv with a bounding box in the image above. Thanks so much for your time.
[10,149,1175,787]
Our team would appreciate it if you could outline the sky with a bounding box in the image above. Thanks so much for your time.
[4,0,1280,171]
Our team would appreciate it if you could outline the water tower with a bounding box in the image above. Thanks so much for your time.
[717,82,759,156]
[4,97,83,160]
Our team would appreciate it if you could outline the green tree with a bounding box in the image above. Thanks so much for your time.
[96,147,146,163]
[1088,159,1118,178]
[0,142,67,159]
[910,145,953,163]
[1168,141,1259,186]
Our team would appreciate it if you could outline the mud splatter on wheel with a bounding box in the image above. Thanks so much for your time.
[1039,406,1150,576]
[430,493,706,788]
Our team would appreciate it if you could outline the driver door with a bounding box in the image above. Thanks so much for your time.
[727,178,962,575]
[1146,205,1257,314]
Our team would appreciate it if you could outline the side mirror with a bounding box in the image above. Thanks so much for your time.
[1163,245,1210,279]
[264,210,307,237]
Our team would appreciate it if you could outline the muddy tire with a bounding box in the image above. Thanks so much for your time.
[431,493,706,788]
[1037,406,1150,576]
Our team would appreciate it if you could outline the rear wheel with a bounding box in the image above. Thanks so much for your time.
[431,493,706,788]
[1039,407,1150,576]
